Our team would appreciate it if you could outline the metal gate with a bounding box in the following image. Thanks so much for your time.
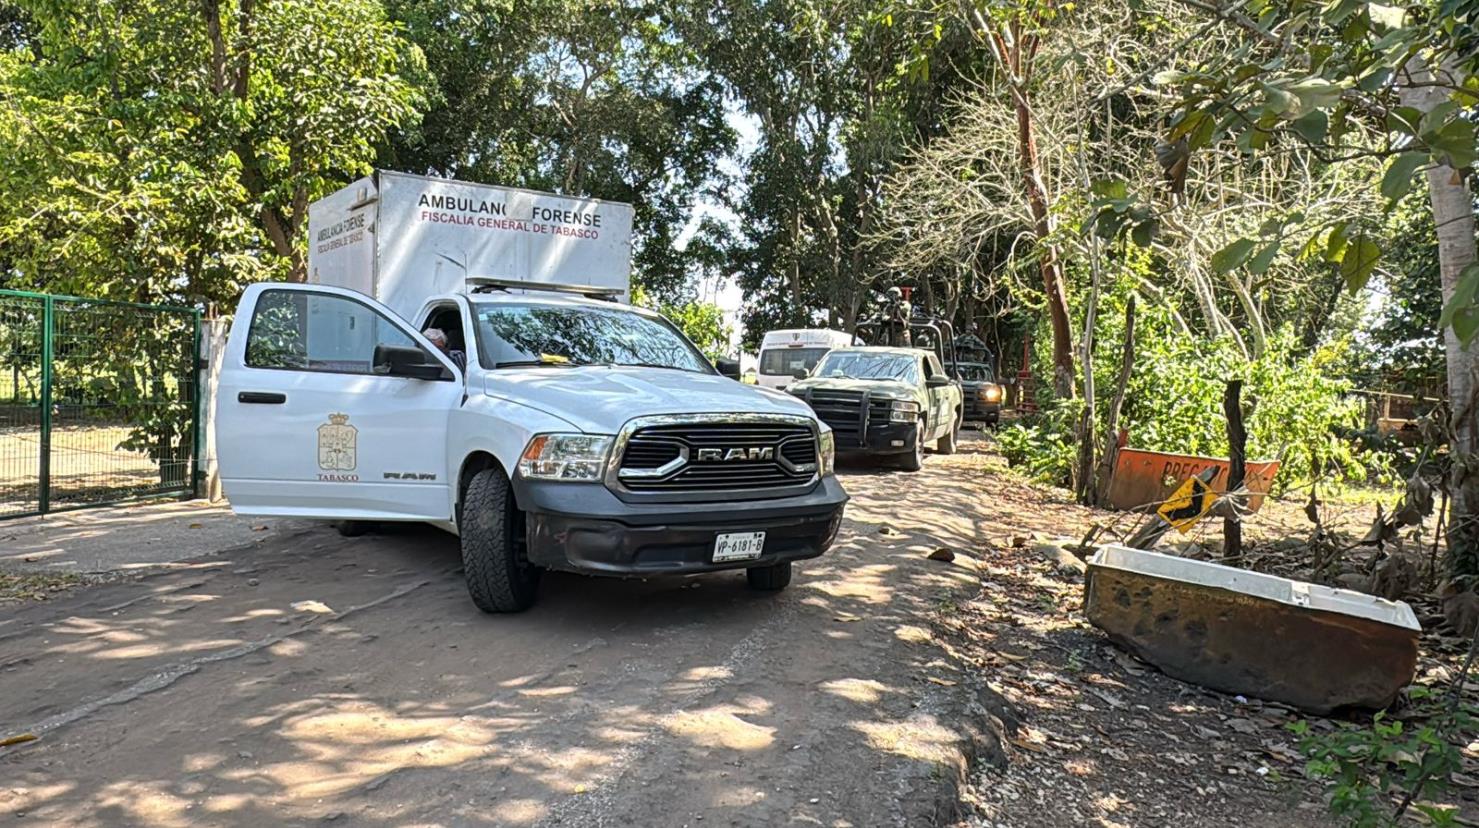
[0,289,202,519]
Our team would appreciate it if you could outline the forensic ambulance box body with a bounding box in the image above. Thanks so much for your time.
[307,170,636,321]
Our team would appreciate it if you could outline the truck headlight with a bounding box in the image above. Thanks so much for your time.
[981,385,1003,403]
[819,429,835,476]
[889,400,920,423]
[519,434,613,481]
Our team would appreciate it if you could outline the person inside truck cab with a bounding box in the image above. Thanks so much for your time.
[423,327,466,372]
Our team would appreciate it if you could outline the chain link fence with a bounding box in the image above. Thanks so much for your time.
[0,289,201,519]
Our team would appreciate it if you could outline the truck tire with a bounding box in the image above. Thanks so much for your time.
[746,561,792,590]
[337,520,372,537]
[897,420,925,472]
[936,410,960,455]
[460,467,540,613]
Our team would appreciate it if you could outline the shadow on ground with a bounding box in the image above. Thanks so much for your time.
[1,438,1009,826]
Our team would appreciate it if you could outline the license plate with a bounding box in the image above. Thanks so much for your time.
[713,531,766,563]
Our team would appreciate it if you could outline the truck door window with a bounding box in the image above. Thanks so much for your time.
[246,289,421,375]
[927,354,945,378]
[424,306,468,352]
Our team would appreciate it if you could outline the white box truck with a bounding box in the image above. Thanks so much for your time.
[215,171,847,612]
[307,170,635,319]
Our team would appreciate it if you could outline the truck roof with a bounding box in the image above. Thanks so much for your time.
[828,345,933,357]
[456,290,664,319]
[759,328,853,346]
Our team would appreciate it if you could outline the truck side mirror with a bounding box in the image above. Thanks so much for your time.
[374,344,451,380]
[715,357,742,380]
[926,374,951,388]
[792,368,810,380]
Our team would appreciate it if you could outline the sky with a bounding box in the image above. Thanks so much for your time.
[675,104,761,359]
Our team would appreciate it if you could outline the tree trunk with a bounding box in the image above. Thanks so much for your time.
[788,210,803,305]
[1012,92,1075,398]
[972,15,1074,399]
[1402,58,1479,578]
[1223,379,1246,563]
[1094,296,1136,506]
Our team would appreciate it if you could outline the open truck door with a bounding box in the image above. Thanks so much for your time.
[216,283,462,520]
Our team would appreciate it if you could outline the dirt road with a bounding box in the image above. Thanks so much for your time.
[0,440,1004,827]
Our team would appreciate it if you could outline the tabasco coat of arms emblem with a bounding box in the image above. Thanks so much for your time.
[317,413,358,472]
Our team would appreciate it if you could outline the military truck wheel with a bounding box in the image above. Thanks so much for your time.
[937,410,960,455]
[897,421,925,472]
[460,467,540,613]
[746,561,792,590]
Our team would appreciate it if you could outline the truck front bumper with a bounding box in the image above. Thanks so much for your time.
[838,421,920,456]
[513,476,849,576]
[962,397,1001,423]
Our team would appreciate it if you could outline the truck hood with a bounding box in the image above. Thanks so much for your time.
[788,377,918,399]
[483,365,817,434]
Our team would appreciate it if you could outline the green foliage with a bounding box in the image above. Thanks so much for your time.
[0,0,425,302]
[680,0,985,344]
[1122,319,1378,489]
[997,398,1080,486]
[381,0,736,301]
[631,285,733,361]
[1351,193,1445,396]
[1293,686,1476,827]
[1002,286,1388,491]
[1145,0,1479,340]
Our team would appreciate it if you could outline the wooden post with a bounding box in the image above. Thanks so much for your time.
[1094,297,1136,506]
[1223,380,1247,562]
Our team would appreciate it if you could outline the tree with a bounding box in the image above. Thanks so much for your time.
[380,0,735,300]
[0,0,424,301]
[1132,0,1479,575]
[632,285,734,360]
[675,0,982,346]
[960,1,1076,398]
[1354,193,1445,397]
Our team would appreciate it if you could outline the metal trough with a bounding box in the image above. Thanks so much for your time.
[1085,545,1420,714]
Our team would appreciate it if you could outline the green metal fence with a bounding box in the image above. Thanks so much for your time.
[0,289,202,519]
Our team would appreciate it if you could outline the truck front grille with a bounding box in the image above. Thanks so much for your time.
[617,422,818,493]
[801,389,893,449]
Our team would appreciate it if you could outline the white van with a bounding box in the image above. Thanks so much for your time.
[757,329,855,389]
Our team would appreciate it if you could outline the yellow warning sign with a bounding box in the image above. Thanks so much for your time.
[1156,476,1219,533]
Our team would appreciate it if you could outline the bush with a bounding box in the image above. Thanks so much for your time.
[1292,687,1475,827]
[998,399,1081,486]
[1003,298,1391,493]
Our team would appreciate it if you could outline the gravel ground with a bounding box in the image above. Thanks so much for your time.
[0,437,1006,827]
[4,431,1465,827]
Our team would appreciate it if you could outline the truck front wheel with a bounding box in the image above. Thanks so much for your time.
[460,467,540,613]
[746,561,792,591]
[897,420,925,472]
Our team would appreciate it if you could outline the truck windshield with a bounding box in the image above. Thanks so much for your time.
[815,352,919,384]
[951,363,994,382]
[476,303,713,373]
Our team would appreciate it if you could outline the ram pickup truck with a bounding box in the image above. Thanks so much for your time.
[216,283,848,612]
[787,346,962,472]
[216,174,846,613]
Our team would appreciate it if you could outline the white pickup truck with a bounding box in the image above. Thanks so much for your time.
[216,175,847,613]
